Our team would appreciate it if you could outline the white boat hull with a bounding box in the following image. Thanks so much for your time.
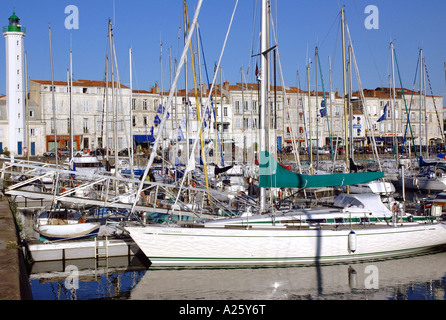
[125,222,446,266]
[403,175,446,191]
[348,181,395,195]
[38,222,100,241]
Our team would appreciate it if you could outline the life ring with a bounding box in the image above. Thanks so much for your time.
[190,182,196,188]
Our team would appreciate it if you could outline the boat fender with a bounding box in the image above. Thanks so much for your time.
[348,230,357,253]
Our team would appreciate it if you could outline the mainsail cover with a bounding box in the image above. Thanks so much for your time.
[259,151,384,188]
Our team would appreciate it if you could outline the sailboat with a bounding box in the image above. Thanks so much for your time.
[125,3,446,266]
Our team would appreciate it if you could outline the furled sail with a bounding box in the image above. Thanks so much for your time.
[259,151,384,188]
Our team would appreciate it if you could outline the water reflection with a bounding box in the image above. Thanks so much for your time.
[29,255,150,300]
[29,248,446,300]
[130,247,446,300]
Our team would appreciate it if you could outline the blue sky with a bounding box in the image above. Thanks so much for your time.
[1,0,446,103]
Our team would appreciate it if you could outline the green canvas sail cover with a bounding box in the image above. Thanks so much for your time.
[259,151,384,188]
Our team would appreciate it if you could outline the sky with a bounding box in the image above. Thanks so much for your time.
[1,0,446,104]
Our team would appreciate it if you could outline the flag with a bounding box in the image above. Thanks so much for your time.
[320,100,327,117]
[255,63,259,76]
[178,127,185,141]
[154,114,161,124]
[377,104,387,122]
[157,104,169,119]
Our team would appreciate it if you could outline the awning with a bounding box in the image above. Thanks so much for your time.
[368,136,383,142]
[134,135,155,143]
[382,136,403,144]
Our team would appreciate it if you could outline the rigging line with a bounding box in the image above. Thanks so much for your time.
[316,48,334,160]
[248,0,258,74]
[170,0,239,215]
[184,2,210,195]
[130,0,204,216]
[197,27,224,165]
[393,47,419,162]
[318,11,341,51]
[424,62,445,143]
[268,9,300,166]
[401,55,419,155]
[345,23,382,171]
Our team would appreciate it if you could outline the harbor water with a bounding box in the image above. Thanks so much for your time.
[29,248,446,300]
[21,189,446,300]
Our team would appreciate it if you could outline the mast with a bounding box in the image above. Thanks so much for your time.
[25,51,29,162]
[105,55,110,168]
[390,42,397,162]
[129,47,134,179]
[69,50,74,161]
[419,48,423,159]
[183,1,190,188]
[341,8,349,177]
[307,64,313,174]
[49,26,58,168]
[108,20,118,177]
[315,46,319,169]
[423,57,427,158]
[329,55,335,163]
[348,45,353,160]
[259,0,269,212]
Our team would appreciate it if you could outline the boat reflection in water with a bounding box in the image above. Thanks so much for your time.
[130,247,446,300]
[29,255,150,300]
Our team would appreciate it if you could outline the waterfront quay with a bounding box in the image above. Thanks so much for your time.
[0,196,32,300]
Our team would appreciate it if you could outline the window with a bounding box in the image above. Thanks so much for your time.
[143,116,148,126]
[96,118,102,131]
[83,88,88,94]
[83,118,89,133]
[117,120,123,131]
[97,100,103,112]
[132,115,136,127]
[143,99,148,110]
[132,98,136,110]
[235,118,241,129]
[234,101,240,114]
[224,107,228,116]
[252,101,258,113]
[83,100,89,112]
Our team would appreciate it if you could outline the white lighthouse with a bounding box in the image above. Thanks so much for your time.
[3,12,26,155]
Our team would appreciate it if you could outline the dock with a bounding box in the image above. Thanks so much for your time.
[0,197,32,300]
[27,237,144,262]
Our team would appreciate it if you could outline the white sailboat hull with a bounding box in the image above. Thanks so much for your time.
[125,222,446,266]
[348,181,395,195]
[403,175,446,191]
[38,222,100,241]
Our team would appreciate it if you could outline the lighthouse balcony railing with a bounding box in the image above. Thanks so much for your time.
[2,26,26,34]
